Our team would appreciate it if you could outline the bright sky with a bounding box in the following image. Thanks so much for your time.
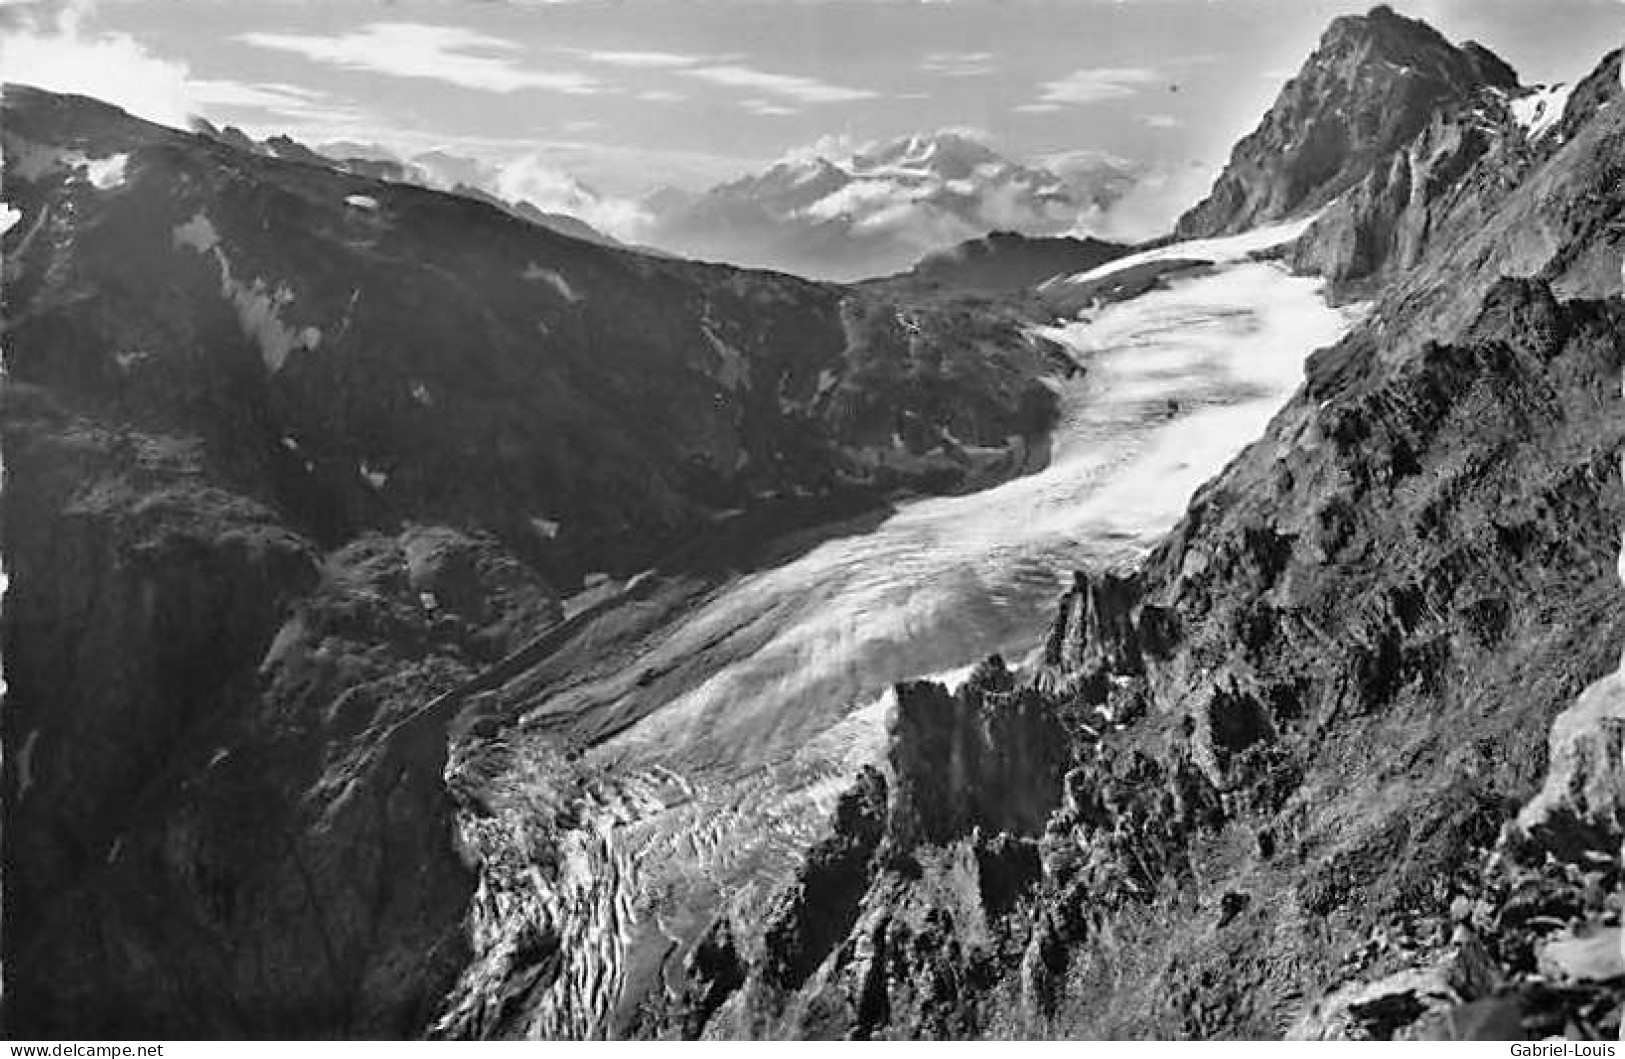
[3,0,1620,196]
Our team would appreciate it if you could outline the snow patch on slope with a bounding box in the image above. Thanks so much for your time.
[1054,215,1320,290]
[172,211,316,372]
[71,151,128,190]
[1511,83,1574,140]
[522,263,581,303]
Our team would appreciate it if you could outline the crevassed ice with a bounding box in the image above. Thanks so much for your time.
[596,229,1363,785]
[485,225,1368,1036]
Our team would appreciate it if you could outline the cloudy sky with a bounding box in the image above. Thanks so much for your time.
[3,0,1620,216]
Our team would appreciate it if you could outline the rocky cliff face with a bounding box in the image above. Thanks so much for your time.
[0,84,1071,1037]
[1293,49,1623,310]
[1178,5,1518,239]
[1,391,486,1035]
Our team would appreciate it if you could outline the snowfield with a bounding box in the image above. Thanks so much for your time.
[1051,215,1320,288]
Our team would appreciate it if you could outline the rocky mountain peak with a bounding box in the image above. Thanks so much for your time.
[1177,6,1519,238]
[1320,5,1505,81]
[855,130,1004,176]
[1314,5,1516,89]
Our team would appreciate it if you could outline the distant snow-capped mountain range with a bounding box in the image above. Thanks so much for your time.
[194,120,1138,280]
[638,132,1137,280]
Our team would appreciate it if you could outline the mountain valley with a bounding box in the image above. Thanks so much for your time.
[2,3,1623,1043]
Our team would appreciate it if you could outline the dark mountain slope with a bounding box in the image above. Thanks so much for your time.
[862,231,1134,304]
[0,84,1069,1037]
[3,84,1067,588]
[1178,5,1518,239]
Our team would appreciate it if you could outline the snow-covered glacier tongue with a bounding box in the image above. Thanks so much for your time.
[435,222,1367,1038]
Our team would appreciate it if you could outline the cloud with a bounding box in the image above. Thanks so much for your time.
[800,178,982,249]
[935,124,995,144]
[395,144,655,240]
[742,98,799,117]
[0,0,198,126]
[1031,66,1160,107]
[190,79,365,125]
[188,80,324,110]
[637,89,687,103]
[777,132,870,164]
[685,63,876,104]
[0,0,370,131]
[1041,147,1136,182]
[918,50,998,77]
[1072,159,1220,242]
[239,23,598,94]
[580,49,704,68]
[1141,113,1183,129]
[489,152,650,238]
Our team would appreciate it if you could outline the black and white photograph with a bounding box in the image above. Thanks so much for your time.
[2,0,1624,1044]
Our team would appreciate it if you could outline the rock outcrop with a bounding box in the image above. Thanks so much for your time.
[886,659,1072,849]
[1178,5,1518,239]
[627,658,1069,1039]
